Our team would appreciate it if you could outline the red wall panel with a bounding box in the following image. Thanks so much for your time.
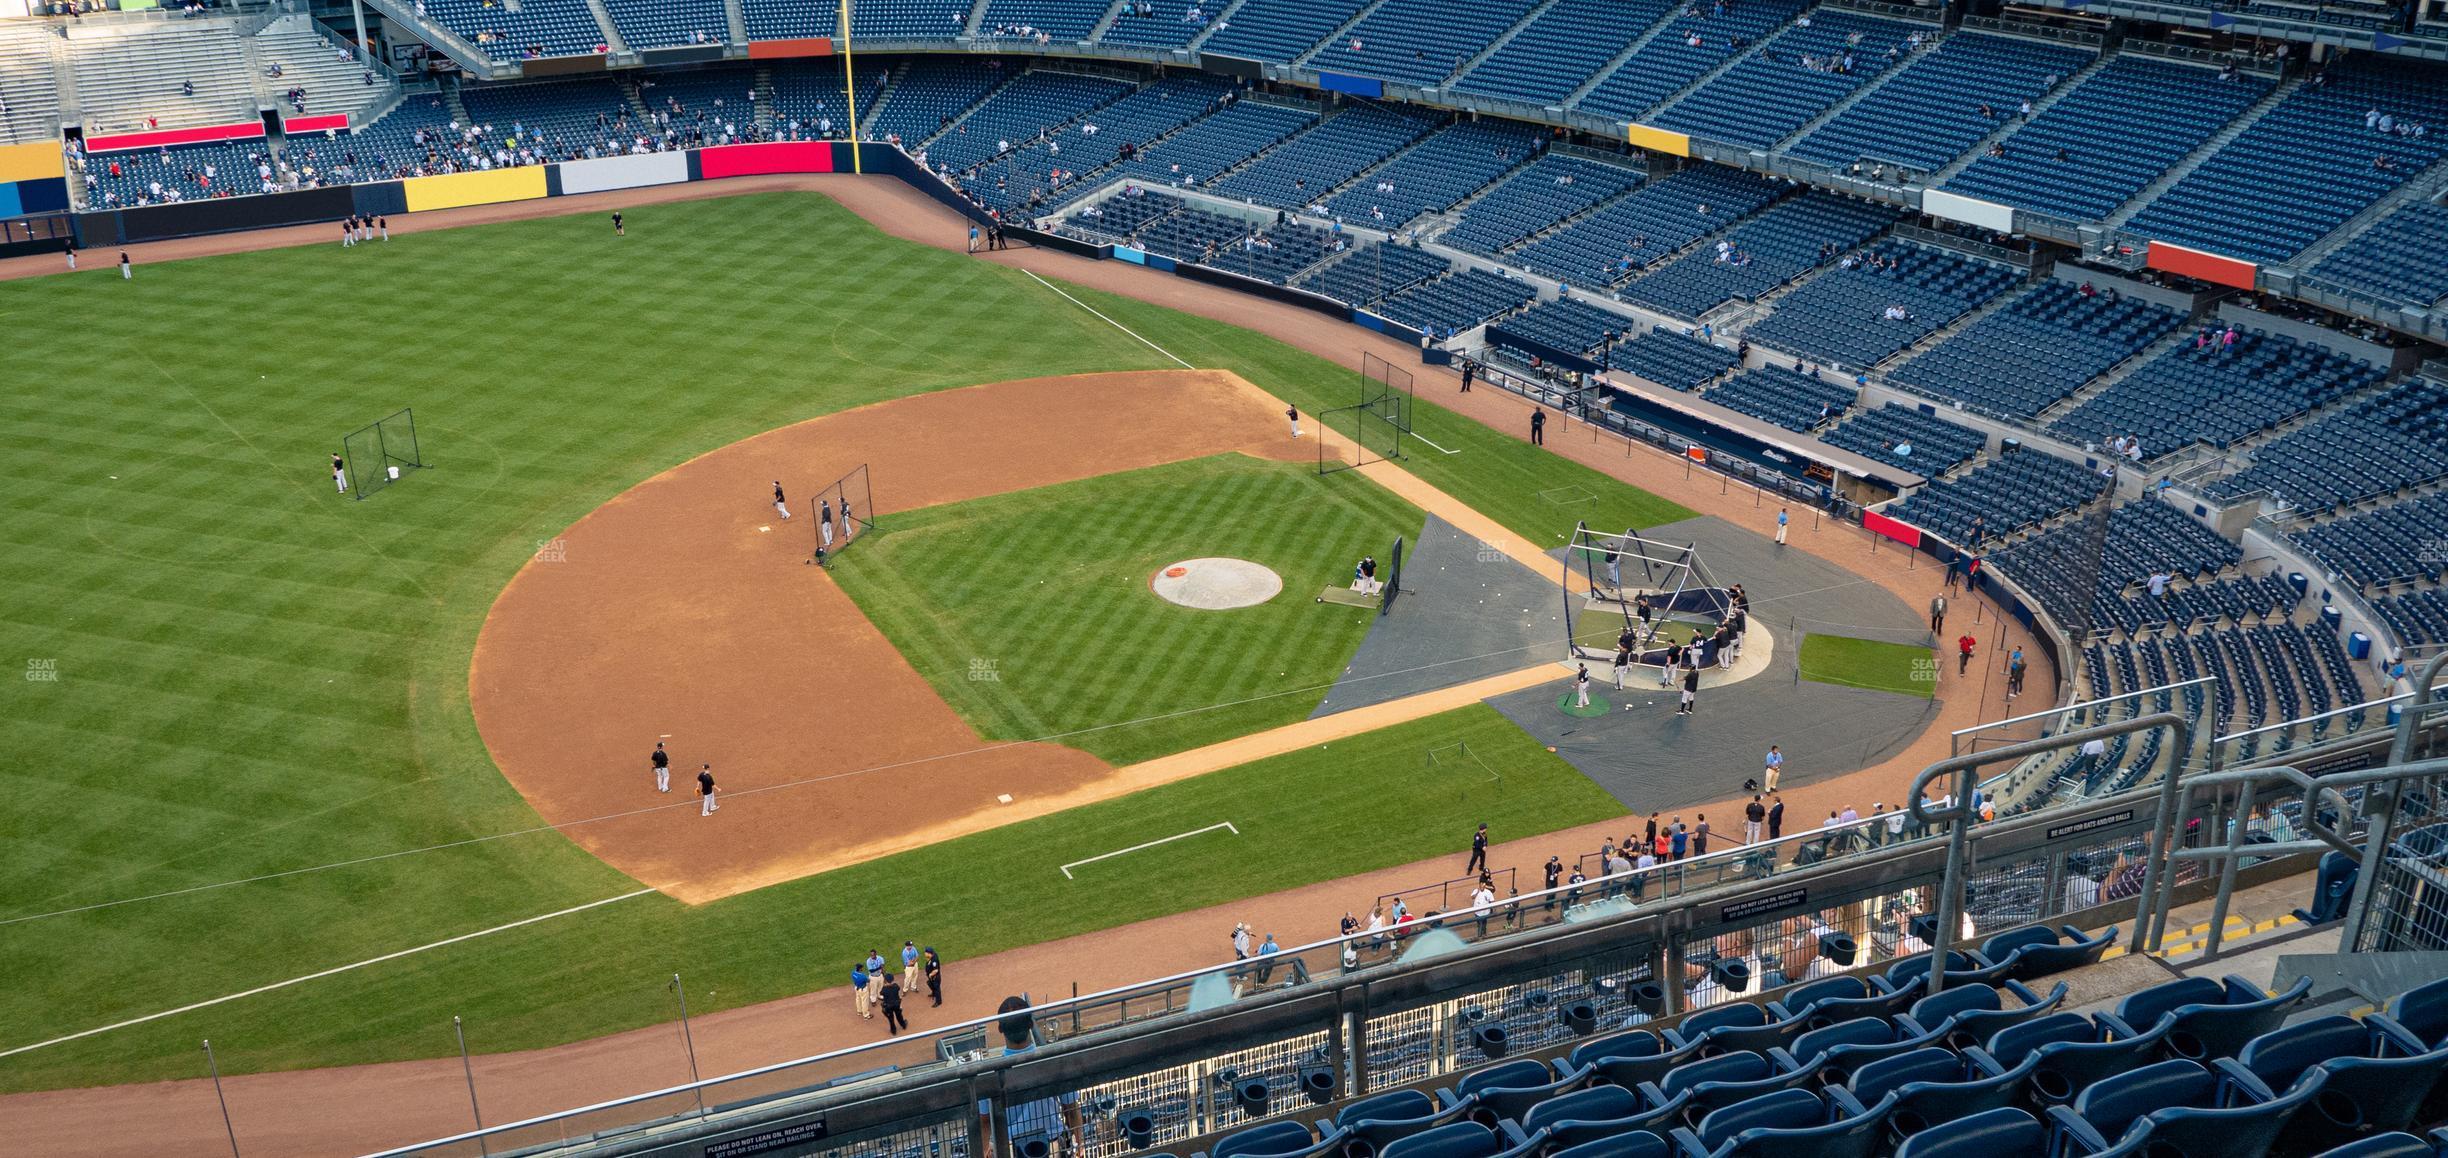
[698,141,836,179]
[748,37,835,58]
[87,122,266,153]
[1863,510,1923,549]
[2145,240,2258,291]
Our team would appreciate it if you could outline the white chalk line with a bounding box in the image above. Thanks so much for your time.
[1411,431,1459,455]
[0,887,658,1060]
[1021,269,1196,369]
[1061,822,1239,879]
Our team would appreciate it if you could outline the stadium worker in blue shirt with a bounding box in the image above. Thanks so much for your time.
[979,997,1081,1158]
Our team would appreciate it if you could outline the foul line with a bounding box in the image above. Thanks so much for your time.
[1021,268,1196,369]
[0,888,658,1060]
[1060,822,1239,879]
[1411,431,1459,455]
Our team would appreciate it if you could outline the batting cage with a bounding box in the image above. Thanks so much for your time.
[808,463,877,567]
[1562,522,1729,662]
[340,408,423,502]
[1318,353,1416,475]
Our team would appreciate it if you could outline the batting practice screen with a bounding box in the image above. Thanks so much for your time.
[810,463,876,567]
[341,408,424,502]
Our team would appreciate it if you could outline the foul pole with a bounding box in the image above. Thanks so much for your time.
[838,0,863,173]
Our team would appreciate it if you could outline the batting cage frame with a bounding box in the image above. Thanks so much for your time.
[340,408,424,502]
[1318,354,1417,475]
[1562,521,1728,662]
[807,463,877,568]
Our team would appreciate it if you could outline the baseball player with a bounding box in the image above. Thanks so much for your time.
[697,763,719,816]
[651,741,670,792]
[772,481,791,520]
[331,453,348,493]
[1575,663,1592,709]
[838,495,855,543]
[820,498,836,550]
[1287,406,1300,437]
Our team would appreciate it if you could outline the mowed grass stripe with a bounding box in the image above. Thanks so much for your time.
[833,456,1424,764]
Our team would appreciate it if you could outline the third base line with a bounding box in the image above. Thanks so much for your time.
[1061,822,1240,878]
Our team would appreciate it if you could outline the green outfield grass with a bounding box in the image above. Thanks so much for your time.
[0,189,1673,1092]
[1796,634,1938,698]
[832,455,1424,765]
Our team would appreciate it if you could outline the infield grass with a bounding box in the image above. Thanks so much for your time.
[832,455,1424,764]
[0,189,1671,1094]
[1796,634,1937,698]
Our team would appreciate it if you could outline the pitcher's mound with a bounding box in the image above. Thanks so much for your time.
[1151,558,1282,610]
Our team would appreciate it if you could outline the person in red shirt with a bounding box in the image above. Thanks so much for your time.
[1957,634,1977,675]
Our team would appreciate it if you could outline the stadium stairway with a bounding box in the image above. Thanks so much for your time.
[962,0,991,39]
[1923,48,2116,186]
[1636,14,1800,127]
[1768,25,1940,155]
[1184,0,1263,51]
[1085,0,1134,43]
[1439,0,1566,90]
[2287,160,2448,276]
[2101,72,2301,234]
[2027,312,2204,427]
[751,65,777,129]
[725,0,751,49]
[1865,266,2037,372]
[582,0,632,57]
[1289,0,1403,70]
[1555,6,1687,110]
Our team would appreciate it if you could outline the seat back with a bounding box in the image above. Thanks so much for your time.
[1772,976,1870,1023]
[1703,1010,1817,1058]
[2162,975,2312,1061]
[1890,1107,2046,1158]
[1657,1050,1772,1098]
[1928,983,2068,1050]
[2292,1040,2448,1140]
[1905,984,2003,1028]
[2110,976,2224,1034]
[2235,1014,2366,1091]
[1378,1122,1500,1158]
[2119,1065,2326,1158]
[2068,1058,2217,1141]
[1980,1011,2094,1071]
[1883,1057,2029,1138]
[1975,924,2060,965]
[1569,1029,1663,1071]
[1689,1087,1825,1150]
[1337,1090,1436,1131]
[2030,1020,2171,1104]
[2387,976,2448,1047]
[1998,926,2115,981]
[1668,1001,1769,1049]
[1452,1060,1549,1101]
[1210,1119,1315,1158]
[1517,1084,1640,1135]
[1845,1047,1960,1106]
[1787,1017,1898,1067]
[1543,1130,1671,1158]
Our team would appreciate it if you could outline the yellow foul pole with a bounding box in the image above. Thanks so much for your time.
[838,0,863,174]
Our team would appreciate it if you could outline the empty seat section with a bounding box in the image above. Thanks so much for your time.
[925,70,1130,172]
[1575,0,1809,120]
[1323,120,1541,228]
[1375,268,1536,334]
[419,0,604,61]
[1619,191,1898,320]
[1101,0,1223,47]
[1886,281,2184,418]
[2291,491,2448,590]
[2201,378,2448,513]
[2046,326,2388,459]
[453,78,639,162]
[1789,31,2091,172]
[1492,296,1638,358]
[1743,241,2020,369]
[1306,0,1547,88]
[1453,0,1674,106]
[1116,99,1317,188]
[1703,365,1857,431]
[963,77,1232,214]
[769,60,891,136]
[1440,154,1644,257]
[602,0,728,49]
[1654,12,1921,148]
[1199,0,1373,63]
[1607,329,1741,391]
[1888,449,2110,542]
[2128,58,2448,264]
[2305,199,2448,307]
[1510,166,1781,287]
[1943,58,2266,220]
[867,59,1009,147]
[1295,242,1453,306]
[980,0,1114,41]
[1211,104,1436,210]
[1820,403,1985,473]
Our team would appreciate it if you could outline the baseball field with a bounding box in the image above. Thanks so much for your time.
[0,189,1690,1094]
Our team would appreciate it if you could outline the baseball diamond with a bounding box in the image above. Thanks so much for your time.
[0,12,2437,1158]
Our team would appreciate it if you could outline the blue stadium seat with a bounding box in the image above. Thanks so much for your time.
[2094,974,2313,1063]
[1654,13,1922,149]
[1305,0,1547,89]
[2224,1014,2448,1149]
[1891,1107,2049,1158]
[1575,0,1810,121]
[1620,192,1899,321]
[1213,104,1437,210]
[1944,58,2267,221]
[1975,924,2117,982]
[1511,167,1782,288]
[2046,325,2387,460]
[1744,241,2020,370]
[1453,0,1675,107]
[1790,32,2091,174]
[1441,154,1645,258]
[1887,281,2183,419]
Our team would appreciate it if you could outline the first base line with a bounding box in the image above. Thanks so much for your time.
[1061,822,1240,878]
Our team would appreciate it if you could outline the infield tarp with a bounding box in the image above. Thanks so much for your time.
[558,152,691,195]
[700,141,837,179]
[0,142,65,183]
[402,167,550,212]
